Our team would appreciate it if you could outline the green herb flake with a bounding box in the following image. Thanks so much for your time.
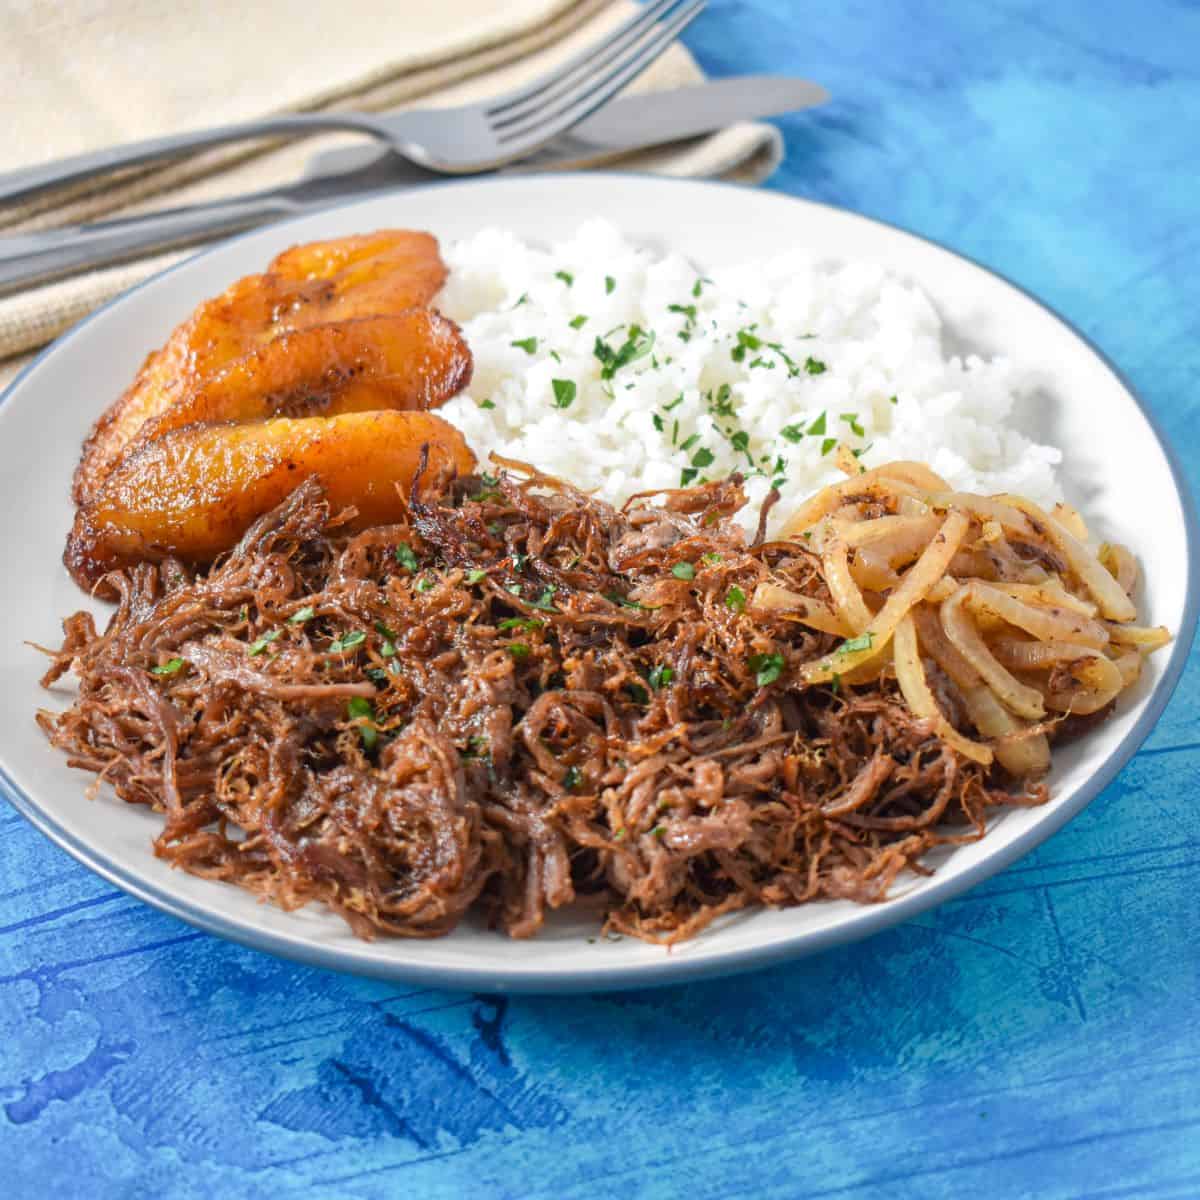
[414,576,436,594]
[364,667,390,688]
[530,586,558,612]
[889,394,898,405]
[821,437,838,456]
[593,326,655,380]
[466,568,487,585]
[651,824,667,840]
[328,629,366,653]
[506,642,531,659]
[680,432,700,452]
[831,673,843,695]
[555,269,574,286]
[652,413,664,433]
[605,275,616,295]
[346,696,378,752]
[511,337,539,355]
[748,651,785,687]
[288,605,315,625]
[663,393,685,412]
[838,632,875,655]
[804,355,827,375]
[498,617,543,632]
[569,314,588,330]
[551,378,577,409]
[780,424,804,443]
[248,628,283,656]
[478,398,496,410]
[671,562,696,581]
[150,657,185,676]
[375,619,399,640]
[680,467,699,487]
[806,412,827,437]
[627,682,649,704]
[563,765,582,791]
[730,430,750,453]
[648,665,674,690]
[395,543,419,572]
[668,302,697,323]
[840,412,865,437]
[703,552,722,564]
[691,447,714,469]
[725,585,746,612]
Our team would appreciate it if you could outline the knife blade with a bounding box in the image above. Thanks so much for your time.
[0,77,828,294]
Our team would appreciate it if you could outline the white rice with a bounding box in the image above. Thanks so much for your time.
[437,220,1062,532]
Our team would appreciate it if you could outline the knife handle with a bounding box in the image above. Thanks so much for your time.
[0,191,306,295]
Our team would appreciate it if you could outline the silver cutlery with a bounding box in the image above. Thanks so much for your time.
[0,0,703,208]
[0,77,828,294]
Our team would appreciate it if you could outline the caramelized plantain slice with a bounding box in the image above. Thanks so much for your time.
[65,411,474,590]
[133,311,471,447]
[72,230,447,506]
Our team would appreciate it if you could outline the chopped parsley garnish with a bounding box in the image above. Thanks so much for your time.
[530,586,558,612]
[593,326,655,380]
[569,314,588,329]
[889,394,898,405]
[838,632,875,654]
[551,378,576,409]
[671,562,695,581]
[804,355,827,375]
[704,552,722,564]
[248,628,283,656]
[555,269,574,286]
[511,337,539,355]
[511,552,528,571]
[512,293,529,308]
[748,652,785,686]
[725,585,746,612]
[668,302,697,323]
[821,437,837,456]
[506,643,531,659]
[680,467,699,486]
[651,824,667,840]
[466,568,487,585]
[840,412,865,437]
[831,673,843,695]
[375,620,400,640]
[731,328,763,362]
[627,682,649,704]
[691,447,715,469]
[288,605,315,624]
[346,696,378,752]
[479,398,496,410]
[652,413,664,432]
[692,277,710,298]
[730,431,750,453]
[563,765,582,791]
[712,383,735,416]
[605,275,616,294]
[648,664,674,690]
[780,424,804,443]
[605,591,647,610]
[414,576,435,593]
[498,617,543,632]
[394,543,418,572]
[328,630,366,653]
[150,657,185,676]
[663,393,685,412]
[806,412,827,436]
[680,432,700,452]
[364,667,390,688]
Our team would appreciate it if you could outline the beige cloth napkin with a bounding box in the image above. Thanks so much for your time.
[0,0,782,390]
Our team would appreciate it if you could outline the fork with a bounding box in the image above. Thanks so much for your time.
[0,0,704,208]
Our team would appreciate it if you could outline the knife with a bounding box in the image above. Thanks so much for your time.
[0,77,827,295]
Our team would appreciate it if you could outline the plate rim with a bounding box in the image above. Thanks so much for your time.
[2,171,1196,993]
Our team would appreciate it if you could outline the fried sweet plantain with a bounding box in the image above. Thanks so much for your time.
[65,411,474,590]
[132,311,471,447]
[72,230,447,506]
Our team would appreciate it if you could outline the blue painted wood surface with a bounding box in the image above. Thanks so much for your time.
[3,2,1198,1195]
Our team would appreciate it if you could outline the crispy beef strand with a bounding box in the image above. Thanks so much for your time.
[39,469,1050,943]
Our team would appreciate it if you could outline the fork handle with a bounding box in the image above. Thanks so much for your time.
[0,191,307,294]
[0,113,384,208]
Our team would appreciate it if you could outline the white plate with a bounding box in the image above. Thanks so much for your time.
[1,175,1194,993]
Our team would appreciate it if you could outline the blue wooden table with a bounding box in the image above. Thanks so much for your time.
[3,3,1198,1195]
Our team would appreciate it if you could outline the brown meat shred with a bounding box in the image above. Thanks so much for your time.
[37,466,1050,944]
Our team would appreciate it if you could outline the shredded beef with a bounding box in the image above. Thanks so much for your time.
[37,465,1047,944]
